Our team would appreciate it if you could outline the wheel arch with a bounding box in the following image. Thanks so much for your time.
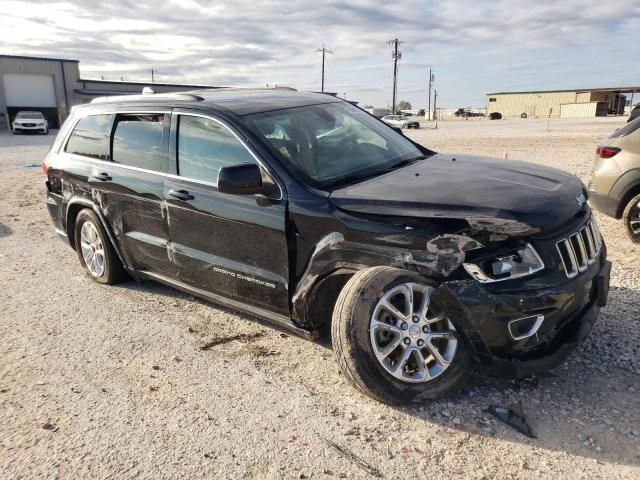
[303,267,357,330]
[610,169,640,218]
[65,198,130,272]
[291,232,482,327]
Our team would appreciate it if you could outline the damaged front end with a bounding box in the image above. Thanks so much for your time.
[293,204,610,378]
[292,209,532,327]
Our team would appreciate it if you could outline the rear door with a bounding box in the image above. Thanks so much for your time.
[164,110,289,315]
[80,110,174,275]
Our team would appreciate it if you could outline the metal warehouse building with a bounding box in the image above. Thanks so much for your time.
[486,87,640,118]
[0,54,219,130]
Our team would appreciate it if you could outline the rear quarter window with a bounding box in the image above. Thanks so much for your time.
[65,114,113,160]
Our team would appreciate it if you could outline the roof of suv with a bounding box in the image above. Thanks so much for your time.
[87,88,343,116]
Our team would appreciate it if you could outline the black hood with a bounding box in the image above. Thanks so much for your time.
[329,153,586,234]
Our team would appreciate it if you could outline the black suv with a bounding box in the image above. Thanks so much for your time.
[44,89,611,404]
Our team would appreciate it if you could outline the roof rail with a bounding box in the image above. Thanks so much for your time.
[90,91,204,104]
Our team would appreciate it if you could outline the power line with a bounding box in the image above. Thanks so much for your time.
[316,45,333,92]
[387,38,403,114]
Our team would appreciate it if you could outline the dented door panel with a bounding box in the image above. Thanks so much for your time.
[91,165,174,275]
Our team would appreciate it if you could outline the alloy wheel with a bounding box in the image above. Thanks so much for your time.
[628,201,640,237]
[80,221,105,277]
[369,282,458,383]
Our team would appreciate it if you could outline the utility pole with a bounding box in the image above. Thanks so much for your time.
[433,89,438,127]
[387,38,403,114]
[427,68,434,120]
[151,68,155,83]
[316,45,333,92]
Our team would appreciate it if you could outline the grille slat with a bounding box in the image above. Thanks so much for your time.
[556,218,602,279]
[582,227,595,262]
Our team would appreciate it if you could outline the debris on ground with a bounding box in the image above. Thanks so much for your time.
[199,332,262,350]
[41,422,58,432]
[323,438,383,478]
[487,404,536,438]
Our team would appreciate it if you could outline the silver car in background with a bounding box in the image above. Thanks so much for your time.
[381,114,420,129]
[12,111,49,134]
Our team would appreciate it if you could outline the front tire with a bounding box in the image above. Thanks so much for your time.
[331,266,472,404]
[623,193,640,243]
[74,209,128,284]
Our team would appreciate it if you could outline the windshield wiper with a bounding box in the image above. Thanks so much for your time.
[326,156,429,189]
[385,155,428,171]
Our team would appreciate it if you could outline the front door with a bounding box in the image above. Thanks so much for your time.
[164,111,289,315]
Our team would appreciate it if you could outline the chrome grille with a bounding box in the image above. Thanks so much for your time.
[556,218,602,278]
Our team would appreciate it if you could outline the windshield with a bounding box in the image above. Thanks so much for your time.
[17,112,44,119]
[243,102,427,188]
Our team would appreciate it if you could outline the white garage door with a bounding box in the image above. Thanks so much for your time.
[3,73,56,107]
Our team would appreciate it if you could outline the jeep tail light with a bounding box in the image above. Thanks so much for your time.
[41,160,49,175]
[597,146,620,159]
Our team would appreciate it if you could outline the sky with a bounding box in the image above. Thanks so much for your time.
[1,0,639,109]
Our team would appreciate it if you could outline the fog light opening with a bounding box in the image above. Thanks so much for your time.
[508,314,544,341]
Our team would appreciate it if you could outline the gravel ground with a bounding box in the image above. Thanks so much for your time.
[1,117,639,479]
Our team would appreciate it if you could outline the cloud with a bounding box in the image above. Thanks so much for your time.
[0,0,638,106]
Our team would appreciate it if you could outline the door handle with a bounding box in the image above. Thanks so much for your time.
[169,189,194,201]
[92,172,112,182]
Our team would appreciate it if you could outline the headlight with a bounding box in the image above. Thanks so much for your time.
[463,243,544,283]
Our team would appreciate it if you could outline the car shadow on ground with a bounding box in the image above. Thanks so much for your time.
[114,279,639,468]
[392,283,640,467]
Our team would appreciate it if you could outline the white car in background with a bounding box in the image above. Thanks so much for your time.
[381,114,420,129]
[12,111,49,134]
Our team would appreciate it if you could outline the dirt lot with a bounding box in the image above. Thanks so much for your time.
[1,117,638,479]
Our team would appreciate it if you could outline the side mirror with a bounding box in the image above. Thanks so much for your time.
[218,163,263,195]
[392,126,403,135]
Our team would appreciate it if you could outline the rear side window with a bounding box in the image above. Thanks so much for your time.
[65,114,112,160]
[112,114,166,171]
[177,115,255,183]
[609,116,640,139]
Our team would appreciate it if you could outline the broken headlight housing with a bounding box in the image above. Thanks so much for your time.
[463,243,544,283]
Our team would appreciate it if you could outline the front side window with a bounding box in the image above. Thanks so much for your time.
[65,114,113,160]
[112,114,166,172]
[244,102,426,187]
[177,115,255,183]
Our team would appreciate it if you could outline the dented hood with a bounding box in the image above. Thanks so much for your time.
[329,153,586,234]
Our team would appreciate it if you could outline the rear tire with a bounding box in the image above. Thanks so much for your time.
[74,209,128,284]
[331,266,472,404]
[622,193,640,243]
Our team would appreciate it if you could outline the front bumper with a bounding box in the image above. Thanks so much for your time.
[438,254,611,378]
[13,124,47,133]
